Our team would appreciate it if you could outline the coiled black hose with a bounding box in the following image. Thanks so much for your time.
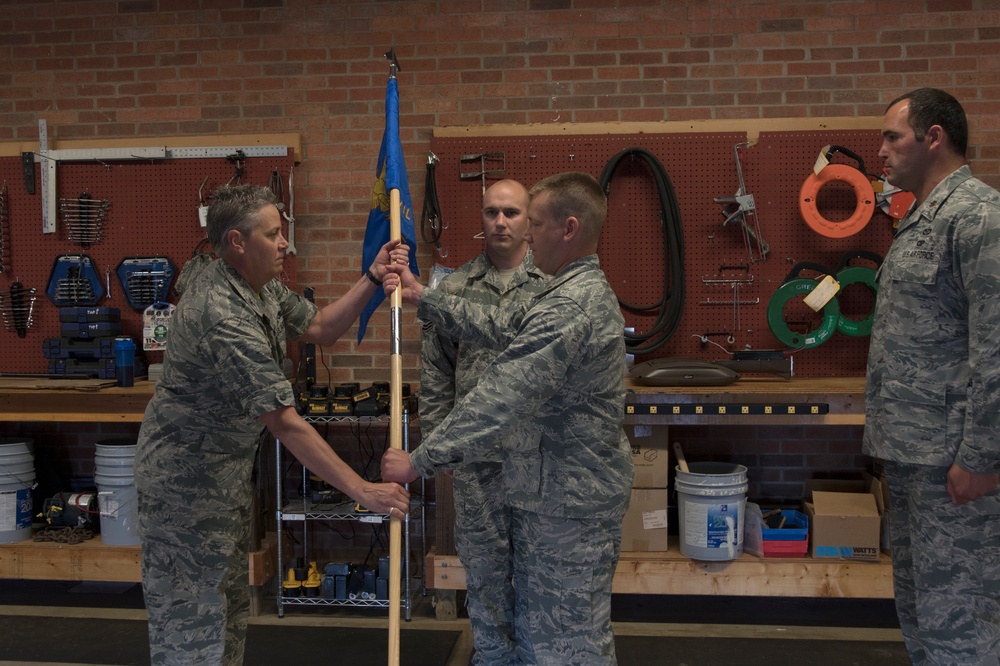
[420,154,444,256]
[598,147,685,356]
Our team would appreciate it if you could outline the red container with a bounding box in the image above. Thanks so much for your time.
[762,539,809,558]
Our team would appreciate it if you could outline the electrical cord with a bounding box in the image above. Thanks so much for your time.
[598,147,685,355]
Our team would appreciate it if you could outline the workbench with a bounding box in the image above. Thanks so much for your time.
[427,376,894,605]
[0,379,147,582]
[0,376,893,604]
[0,379,275,590]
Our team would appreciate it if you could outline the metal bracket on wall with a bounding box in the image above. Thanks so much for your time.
[31,119,288,234]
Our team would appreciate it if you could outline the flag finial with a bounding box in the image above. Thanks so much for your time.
[384,48,401,78]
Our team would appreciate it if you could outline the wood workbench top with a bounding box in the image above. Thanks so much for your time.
[0,377,155,422]
[0,375,866,424]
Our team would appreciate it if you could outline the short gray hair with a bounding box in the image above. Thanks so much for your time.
[206,185,277,255]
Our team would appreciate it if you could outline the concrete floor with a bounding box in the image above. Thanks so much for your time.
[0,582,907,665]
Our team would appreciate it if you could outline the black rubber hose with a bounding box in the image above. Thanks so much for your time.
[420,156,443,254]
[598,147,685,356]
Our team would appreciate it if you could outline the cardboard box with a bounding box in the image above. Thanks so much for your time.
[869,464,893,555]
[625,424,669,488]
[803,478,883,562]
[621,488,669,551]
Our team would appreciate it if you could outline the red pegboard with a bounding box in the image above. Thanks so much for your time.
[0,150,297,373]
[429,130,895,377]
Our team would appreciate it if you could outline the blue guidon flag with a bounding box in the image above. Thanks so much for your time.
[358,75,419,344]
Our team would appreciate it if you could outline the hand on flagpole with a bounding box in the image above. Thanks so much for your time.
[370,240,410,282]
[355,479,411,516]
[383,261,424,306]
[382,448,420,484]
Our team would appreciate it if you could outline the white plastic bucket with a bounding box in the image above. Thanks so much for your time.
[0,438,36,544]
[94,439,139,546]
[95,439,137,458]
[94,472,139,546]
[675,462,748,561]
[95,440,136,475]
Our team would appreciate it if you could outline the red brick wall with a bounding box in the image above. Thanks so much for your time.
[2,1,997,540]
[2,1,998,378]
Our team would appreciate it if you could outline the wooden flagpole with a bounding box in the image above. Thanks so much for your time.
[386,49,403,666]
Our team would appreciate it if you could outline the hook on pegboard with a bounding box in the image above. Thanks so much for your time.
[226,150,246,186]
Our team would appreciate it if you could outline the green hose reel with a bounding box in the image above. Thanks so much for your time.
[767,273,841,349]
[767,254,881,349]
[834,265,878,337]
[833,251,881,338]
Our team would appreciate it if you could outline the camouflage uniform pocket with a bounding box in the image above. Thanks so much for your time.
[879,379,964,466]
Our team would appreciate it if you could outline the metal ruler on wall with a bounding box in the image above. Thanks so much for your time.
[32,119,287,233]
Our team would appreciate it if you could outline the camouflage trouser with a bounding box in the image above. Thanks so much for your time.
[137,490,251,666]
[885,461,1000,666]
[454,462,517,666]
[511,509,621,666]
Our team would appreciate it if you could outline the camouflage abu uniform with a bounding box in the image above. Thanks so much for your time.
[422,251,547,666]
[863,165,1000,665]
[414,254,633,665]
[135,259,316,666]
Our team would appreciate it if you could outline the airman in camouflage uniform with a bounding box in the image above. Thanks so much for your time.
[135,185,410,665]
[421,179,548,665]
[863,88,1000,665]
[384,172,634,665]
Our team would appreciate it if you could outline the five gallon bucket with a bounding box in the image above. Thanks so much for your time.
[675,462,748,561]
[94,439,139,546]
[0,438,35,544]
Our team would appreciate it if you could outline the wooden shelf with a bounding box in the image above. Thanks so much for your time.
[0,379,282,587]
[0,535,141,582]
[0,377,154,422]
[427,542,893,599]
[429,377,883,608]
[1,375,880,602]
[0,531,278,585]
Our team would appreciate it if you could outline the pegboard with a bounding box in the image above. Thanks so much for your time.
[429,130,895,377]
[0,148,297,374]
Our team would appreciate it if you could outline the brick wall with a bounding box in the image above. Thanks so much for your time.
[670,424,870,504]
[2,1,998,378]
[2,1,998,545]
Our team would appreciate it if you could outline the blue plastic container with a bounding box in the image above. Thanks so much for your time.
[114,337,135,387]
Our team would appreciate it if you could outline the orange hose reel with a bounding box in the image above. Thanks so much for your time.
[799,163,876,239]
